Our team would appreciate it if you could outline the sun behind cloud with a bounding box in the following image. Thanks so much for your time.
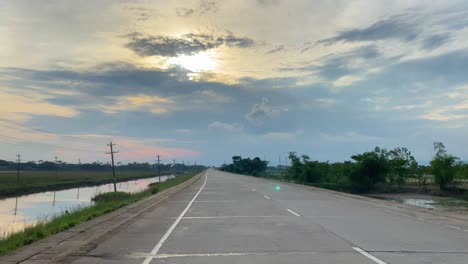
[167,51,218,72]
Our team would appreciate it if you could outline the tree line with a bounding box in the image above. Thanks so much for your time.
[220,156,268,176]
[220,142,468,193]
[0,159,205,173]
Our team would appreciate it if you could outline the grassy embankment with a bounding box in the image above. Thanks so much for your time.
[0,170,170,198]
[0,172,198,255]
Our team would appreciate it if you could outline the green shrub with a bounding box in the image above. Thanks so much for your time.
[92,192,132,203]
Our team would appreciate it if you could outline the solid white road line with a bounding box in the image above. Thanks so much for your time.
[179,215,285,219]
[132,251,322,259]
[251,188,256,191]
[141,172,208,264]
[264,195,271,200]
[445,225,468,232]
[352,247,388,264]
[169,200,237,203]
[286,209,301,217]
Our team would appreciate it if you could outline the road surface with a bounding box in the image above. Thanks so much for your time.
[70,169,468,264]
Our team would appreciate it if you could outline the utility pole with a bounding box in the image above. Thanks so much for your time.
[16,153,21,183]
[157,154,161,183]
[106,141,119,192]
[54,155,59,179]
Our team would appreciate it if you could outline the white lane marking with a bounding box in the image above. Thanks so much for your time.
[178,215,285,219]
[141,172,208,264]
[169,200,237,203]
[251,188,256,191]
[132,251,322,259]
[352,247,388,264]
[264,195,271,200]
[286,209,301,217]
[445,225,468,232]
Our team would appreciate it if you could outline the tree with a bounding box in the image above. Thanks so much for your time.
[221,156,268,176]
[388,147,416,188]
[431,142,459,189]
[350,148,389,192]
[287,152,303,182]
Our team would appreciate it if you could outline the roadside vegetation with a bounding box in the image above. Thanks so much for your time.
[0,161,205,198]
[221,142,468,198]
[0,173,198,255]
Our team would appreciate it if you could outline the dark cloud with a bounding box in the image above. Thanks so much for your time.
[125,32,254,57]
[136,12,149,21]
[265,45,285,54]
[422,33,450,50]
[319,14,419,45]
[279,45,382,80]
[176,0,218,17]
[176,8,195,17]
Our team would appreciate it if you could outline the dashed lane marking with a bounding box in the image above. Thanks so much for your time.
[286,209,301,217]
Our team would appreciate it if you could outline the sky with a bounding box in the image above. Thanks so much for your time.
[1,0,468,165]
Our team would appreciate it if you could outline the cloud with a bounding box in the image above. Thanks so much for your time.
[98,95,174,115]
[0,88,79,121]
[208,121,243,132]
[280,45,384,88]
[333,75,365,87]
[125,32,254,57]
[262,129,303,140]
[265,45,285,54]
[245,97,286,125]
[257,0,280,7]
[422,33,451,50]
[316,98,337,108]
[176,0,218,17]
[319,14,419,45]
[320,131,382,142]
[199,90,233,103]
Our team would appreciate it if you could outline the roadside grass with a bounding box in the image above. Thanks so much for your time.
[0,170,167,198]
[0,172,198,255]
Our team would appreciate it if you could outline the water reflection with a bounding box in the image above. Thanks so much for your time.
[400,198,438,209]
[0,175,173,238]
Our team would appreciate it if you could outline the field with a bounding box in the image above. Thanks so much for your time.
[0,170,163,198]
[0,173,198,255]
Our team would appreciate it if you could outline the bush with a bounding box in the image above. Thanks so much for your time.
[92,192,132,203]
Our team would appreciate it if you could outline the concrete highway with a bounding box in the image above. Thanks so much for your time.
[70,169,468,264]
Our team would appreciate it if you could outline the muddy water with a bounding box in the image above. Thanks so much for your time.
[0,175,173,238]
[370,193,468,211]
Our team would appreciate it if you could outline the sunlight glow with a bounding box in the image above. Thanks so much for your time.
[168,52,218,72]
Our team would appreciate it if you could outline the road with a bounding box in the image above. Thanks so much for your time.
[70,169,468,264]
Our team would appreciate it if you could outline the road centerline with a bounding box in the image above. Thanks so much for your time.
[141,171,208,264]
